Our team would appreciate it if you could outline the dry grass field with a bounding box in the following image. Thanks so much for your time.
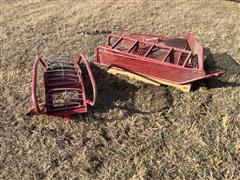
[1,0,240,179]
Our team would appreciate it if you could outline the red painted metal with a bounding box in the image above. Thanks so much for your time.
[95,30,224,85]
[27,54,96,118]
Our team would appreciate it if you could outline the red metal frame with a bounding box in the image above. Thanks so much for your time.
[27,54,96,118]
[95,31,224,85]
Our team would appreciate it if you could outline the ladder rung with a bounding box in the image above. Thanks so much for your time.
[46,81,80,87]
[127,41,139,53]
[48,65,76,70]
[47,88,82,93]
[45,73,79,78]
[48,91,83,95]
[111,37,123,49]
[144,44,155,57]
[162,48,173,62]
[46,79,78,83]
[176,52,182,65]
[45,69,77,73]
[182,52,192,67]
[46,76,79,80]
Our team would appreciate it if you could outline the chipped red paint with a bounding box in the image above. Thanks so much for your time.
[95,31,224,85]
[27,54,96,118]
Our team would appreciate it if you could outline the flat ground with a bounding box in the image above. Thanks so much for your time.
[1,0,240,179]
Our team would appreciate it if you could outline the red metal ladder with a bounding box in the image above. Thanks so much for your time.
[109,35,192,67]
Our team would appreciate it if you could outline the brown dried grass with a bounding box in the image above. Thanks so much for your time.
[0,0,240,179]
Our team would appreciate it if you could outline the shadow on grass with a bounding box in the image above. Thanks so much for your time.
[73,64,156,122]
[192,48,240,90]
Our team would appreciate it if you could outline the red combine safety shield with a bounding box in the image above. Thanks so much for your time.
[95,30,224,85]
[27,54,96,118]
